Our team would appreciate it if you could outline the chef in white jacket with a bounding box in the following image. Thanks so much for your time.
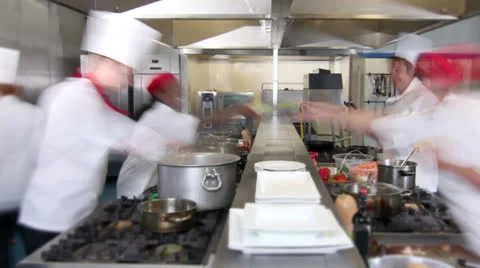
[117,72,260,198]
[0,47,42,267]
[381,34,440,192]
[297,45,480,256]
[18,11,198,254]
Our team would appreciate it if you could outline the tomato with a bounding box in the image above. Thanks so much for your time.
[335,174,349,182]
[319,168,330,181]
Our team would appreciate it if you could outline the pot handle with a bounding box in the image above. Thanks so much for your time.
[202,168,223,192]
[399,170,416,176]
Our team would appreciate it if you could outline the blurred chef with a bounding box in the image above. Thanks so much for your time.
[18,11,197,254]
[385,33,437,116]
[0,47,42,267]
[116,72,259,198]
[297,44,480,256]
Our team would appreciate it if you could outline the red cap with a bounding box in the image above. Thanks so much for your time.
[415,43,480,88]
[146,72,177,96]
[359,189,368,195]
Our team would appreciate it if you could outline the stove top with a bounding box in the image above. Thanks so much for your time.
[327,184,460,234]
[41,191,227,264]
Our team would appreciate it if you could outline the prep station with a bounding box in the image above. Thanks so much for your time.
[18,117,366,268]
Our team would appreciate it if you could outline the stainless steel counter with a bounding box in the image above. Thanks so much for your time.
[210,118,366,268]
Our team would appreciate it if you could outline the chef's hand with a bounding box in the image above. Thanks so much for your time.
[237,105,262,119]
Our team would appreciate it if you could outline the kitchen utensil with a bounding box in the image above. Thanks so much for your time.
[137,198,196,233]
[400,147,418,167]
[343,182,410,218]
[255,171,320,203]
[378,159,417,190]
[157,152,240,211]
[369,255,454,268]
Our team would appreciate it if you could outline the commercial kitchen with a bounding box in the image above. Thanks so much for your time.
[3,0,480,267]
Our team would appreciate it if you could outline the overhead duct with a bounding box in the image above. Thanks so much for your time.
[180,26,271,49]
[122,0,271,19]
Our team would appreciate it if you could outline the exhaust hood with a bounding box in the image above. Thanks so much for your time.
[180,26,271,49]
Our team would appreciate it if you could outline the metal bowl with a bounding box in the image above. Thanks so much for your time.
[138,198,197,233]
[369,255,454,268]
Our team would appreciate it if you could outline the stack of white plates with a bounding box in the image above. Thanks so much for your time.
[254,161,306,172]
[228,203,353,254]
[255,171,320,204]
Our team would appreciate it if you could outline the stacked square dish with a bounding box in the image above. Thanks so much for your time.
[228,162,353,254]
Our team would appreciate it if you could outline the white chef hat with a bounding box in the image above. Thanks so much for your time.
[81,11,161,69]
[0,47,20,84]
[394,33,432,66]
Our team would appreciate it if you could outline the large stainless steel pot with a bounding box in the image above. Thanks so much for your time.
[157,152,240,211]
[195,142,239,156]
[137,198,196,233]
[377,159,417,190]
[343,182,410,218]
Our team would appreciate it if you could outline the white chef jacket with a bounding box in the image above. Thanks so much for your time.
[381,77,440,191]
[0,96,42,212]
[19,78,198,232]
[116,102,199,198]
[372,93,480,256]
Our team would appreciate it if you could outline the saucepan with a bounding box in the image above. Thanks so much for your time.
[343,182,411,218]
[137,198,197,233]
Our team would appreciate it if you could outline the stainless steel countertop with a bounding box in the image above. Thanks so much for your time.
[210,118,366,268]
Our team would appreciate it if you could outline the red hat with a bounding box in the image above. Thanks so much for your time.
[416,43,480,88]
[146,72,177,96]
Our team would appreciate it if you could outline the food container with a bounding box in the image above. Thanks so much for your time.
[377,159,417,190]
[346,162,378,183]
[332,153,374,174]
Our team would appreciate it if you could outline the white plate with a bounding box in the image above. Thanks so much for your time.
[228,209,354,254]
[255,171,320,202]
[244,203,337,233]
[254,161,306,172]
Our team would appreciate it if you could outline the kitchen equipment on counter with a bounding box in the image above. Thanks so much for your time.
[346,161,378,183]
[157,152,240,211]
[255,171,320,204]
[137,198,197,233]
[333,152,374,174]
[369,255,453,268]
[40,192,228,264]
[343,182,410,218]
[400,147,418,167]
[378,159,417,190]
[254,160,306,172]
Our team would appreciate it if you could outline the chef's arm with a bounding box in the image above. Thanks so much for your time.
[199,105,261,125]
[437,160,480,190]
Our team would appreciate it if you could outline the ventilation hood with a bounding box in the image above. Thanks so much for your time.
[180,26,271,49]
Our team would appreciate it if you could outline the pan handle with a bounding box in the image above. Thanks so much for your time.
[202,168,223,192]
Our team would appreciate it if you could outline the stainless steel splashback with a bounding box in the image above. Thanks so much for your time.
[0,0,85,103]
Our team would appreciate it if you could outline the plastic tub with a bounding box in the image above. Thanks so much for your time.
[346,162,378,182]
[332,153,374,174]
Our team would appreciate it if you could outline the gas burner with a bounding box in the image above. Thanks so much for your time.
[42,195,228,265]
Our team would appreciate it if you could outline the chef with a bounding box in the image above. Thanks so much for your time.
[116,72,260,198]
[297,44,480,256]
[18,11,198,254]
[0,47,42,267]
